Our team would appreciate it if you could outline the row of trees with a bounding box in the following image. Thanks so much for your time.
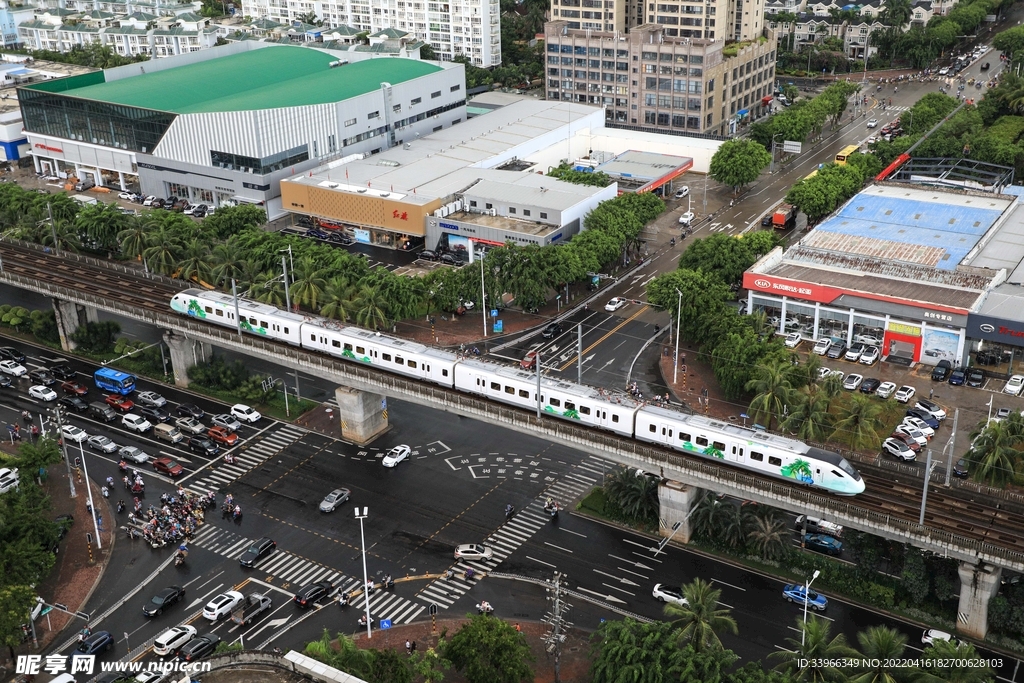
[5,177,662,331]
[784,151,883,224]
[19,42,148,69]
[304,615,533,683]
[0,439,71,659]
[871,0,1002,69]
[750,81,861,148]
[546,162,614,188]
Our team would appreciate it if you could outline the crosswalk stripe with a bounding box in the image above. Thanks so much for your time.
[293,566,325,585]
[393,603,420,624]
[223,539,250,556]
[263,554,299,574]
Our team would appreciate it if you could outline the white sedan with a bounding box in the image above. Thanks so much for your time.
[842,374,863,391]
[867,118,879,128]
[231,404,261,423]
[118,191,135,201]
[454,543,494,560]
[28,385,57,401]
[1004,374,1024,396]
[678,211,695,226]
[605,297,627,312]
[812,339,831,355]
[202,591,244,621]
[894,385,916,403]
[652,583,688,607]
[876,381,897,399]
[784,332,801,348]
[60,425,88,443]
[382,444,411,467]
[0,360,26,376]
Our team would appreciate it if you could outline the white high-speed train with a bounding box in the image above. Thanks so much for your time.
[170,288,865,496]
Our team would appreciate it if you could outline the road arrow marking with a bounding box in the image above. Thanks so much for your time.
[725,223,734,231]
[709,222,721,231]
[594,569,639,586]
[608,554,654,570]
[267,617,289,628]
[584,354,595,363]
[576,586,627,604]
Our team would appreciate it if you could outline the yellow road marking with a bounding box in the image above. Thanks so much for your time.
[557,305,649,372]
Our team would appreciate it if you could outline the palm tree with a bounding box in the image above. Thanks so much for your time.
[289,256,328,311]
[850,625,916,683]
[75,202,127,251]
[320,276,356,322]
[689,492,732,543]
[663,578,738,651]
[830,394,882,450]
[745,359,796,430]
[176,239,213,285]
[210,240,248,287]
[603,467,659,523]
[745,513,789,561]
[919,639,995,683]
[880,0,912,27]
[353,284,390,330]
[249,270,286,307]
[818,373,844,400]
[718,502,747,550]
[39,217,80,252]
[781,386,833,442]
[141,228,182,276]
[966,420,1024,486]
[117,222,147,259]
[769,616,859,681]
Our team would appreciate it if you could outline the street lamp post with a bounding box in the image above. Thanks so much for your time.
[480,255,487,339]
[51,405,75,498]
[355,506,372,639]
[673,289,682,384]
[769,132,783,174]
[78,440,101,550]
[801,569,821,645]
[280,255,291,311]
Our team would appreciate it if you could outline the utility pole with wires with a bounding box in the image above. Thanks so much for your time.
[542,571,573,683]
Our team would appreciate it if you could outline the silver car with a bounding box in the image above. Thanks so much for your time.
[319,488,351,512]
[176,417,207,435]
[119,445,150,464]
[212,413,241,432]
[136,391,167,407]
[87,435,118,453]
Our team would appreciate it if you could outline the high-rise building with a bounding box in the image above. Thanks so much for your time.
[551,0,766,41]
[544,20,776,136]
[239,0,502,66]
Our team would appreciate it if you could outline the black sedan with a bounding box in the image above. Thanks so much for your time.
[58,395,89,413]
[542,322,563,339]
[177,403,205,419]
[0,346,25,363]
[49,363,76,381]
[178,633,220,662]
[28,369,56,386]
[294,580,333,608]
[143,585,186,617]
[139,406,171,423]
[858,378,881,394]
[0,374,11,389]
[966,368,985,388]
[187,436,220,457]
[239,537,276,567]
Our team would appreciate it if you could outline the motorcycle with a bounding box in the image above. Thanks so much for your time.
[21,411,32,424]
[232,507,242,521]
[504,504,515,521]
[174,551,187,567]
[476,602,494,615]
[118,460,128,473]
[338,593,349,608]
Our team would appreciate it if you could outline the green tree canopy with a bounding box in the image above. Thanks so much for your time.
[709,139,773,191]
[442,614,534,683]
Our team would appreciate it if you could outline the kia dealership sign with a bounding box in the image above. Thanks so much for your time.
[967,313,1024,343]
[742,273,820,300]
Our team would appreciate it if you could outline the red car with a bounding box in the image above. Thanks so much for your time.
[207,426,238,447]
[105,394,134,412]
[153,458,184,477]
[61,381,88,396]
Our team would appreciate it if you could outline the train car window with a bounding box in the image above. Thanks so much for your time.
[580,406,590,415]
[215,309,223,317]
[382,353,392,361]
[283,327,289,334]
[250,317,257,326]
[491,382,500,390]
[355,346,365,354]
[713,441,725,451]
[204,306,213,314]
[750,451,763,461]
[519,389,529,398]
[550,398,561,407]
[332,340,341,348]
[505,386,515,395]
[768,456,782,466]
[565,402,576,411]
[396,356,404,365]
[649,424,656,433]
[680,433,690,442]
[443,369,449,377]
[832,470,843,478]
[310,334,316,341]
[344,343,353,351]
[408,360,417,369]
[612,414,619,423]
[695,436,708,446]
[662,427,674,437]
[260,320,268,328]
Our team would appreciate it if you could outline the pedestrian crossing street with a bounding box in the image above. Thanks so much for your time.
[185,424,305,495]
[416,455,613,610]
[190,523,427,625]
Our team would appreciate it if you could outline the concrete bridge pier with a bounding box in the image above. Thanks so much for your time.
[335,387,389,445]
[51,298,86,351]
[956,562,1002,639]
[658,480,697,544]
[163,331,212,388]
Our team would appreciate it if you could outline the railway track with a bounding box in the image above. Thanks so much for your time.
[4,239,1024,560]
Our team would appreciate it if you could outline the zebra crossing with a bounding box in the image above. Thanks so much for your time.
[184,424,305,495]
[416,455,612,610]
[190,524,427,625]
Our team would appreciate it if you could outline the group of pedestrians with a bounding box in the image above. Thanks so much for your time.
[126,487,209,548]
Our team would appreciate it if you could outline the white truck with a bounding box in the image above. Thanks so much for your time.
[795,515,843,538]
[230,592,272,625]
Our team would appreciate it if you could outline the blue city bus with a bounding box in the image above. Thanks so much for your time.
[94,367,136,395]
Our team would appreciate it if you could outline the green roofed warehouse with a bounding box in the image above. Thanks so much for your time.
[19,42,466,218]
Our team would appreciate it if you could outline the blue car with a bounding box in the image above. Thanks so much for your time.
[905,408,940,430]
[783,584,828,611]
[948,369,966,386]
[306,228,330,240]
[804,533,842,556]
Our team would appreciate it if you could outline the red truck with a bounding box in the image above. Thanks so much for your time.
[761,202,797,230]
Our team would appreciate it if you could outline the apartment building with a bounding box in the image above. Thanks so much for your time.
[544,20,776,136]
[552,0,765,41]
[239,0,501,66]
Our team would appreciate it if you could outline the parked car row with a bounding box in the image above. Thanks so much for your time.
[120,192,213,217]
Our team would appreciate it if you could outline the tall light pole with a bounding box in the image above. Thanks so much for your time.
[51,405,75,498]
[673,289,682,384]
[480,254,487,338]
[801,569,820,645]
[355,506,372,639]
[78,440,101,549]
[769,132,783,174]
[280,255,291,311]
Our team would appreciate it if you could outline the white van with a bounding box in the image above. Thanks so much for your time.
[154,423,184,444]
